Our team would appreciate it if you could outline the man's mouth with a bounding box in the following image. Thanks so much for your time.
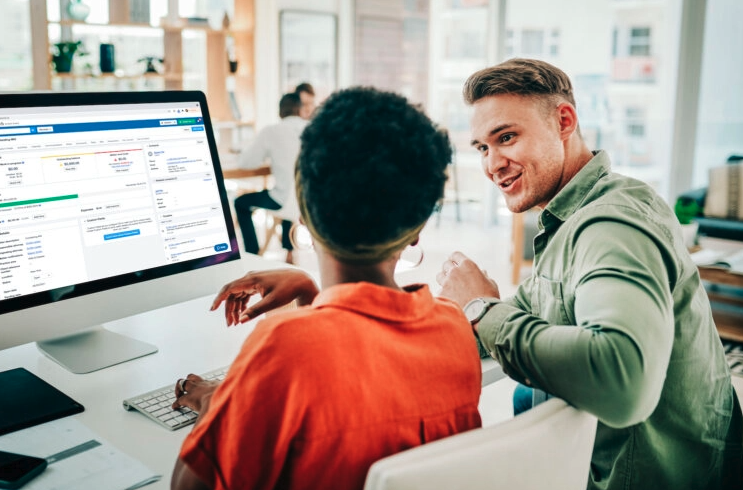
[498,173,521,190]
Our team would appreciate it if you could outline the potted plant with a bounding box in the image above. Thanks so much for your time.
[51,41,86,74]
[674,196,702,249]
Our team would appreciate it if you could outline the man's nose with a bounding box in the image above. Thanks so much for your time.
[482,150,507,177]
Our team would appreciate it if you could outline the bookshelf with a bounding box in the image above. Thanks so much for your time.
[28,0,255,126]
[699,266,743,342]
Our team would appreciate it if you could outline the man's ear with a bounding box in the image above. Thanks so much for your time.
[556,102,579,141]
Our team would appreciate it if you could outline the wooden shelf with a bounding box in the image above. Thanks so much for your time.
[51,19,221,32]
[699,267,743,288]
[700,265,743,342]
[52,19,153,28]
[52,72,181,81]
[714,311,743,343]
[30,0,255,117]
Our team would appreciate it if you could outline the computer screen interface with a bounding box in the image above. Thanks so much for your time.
[0,91,240,315]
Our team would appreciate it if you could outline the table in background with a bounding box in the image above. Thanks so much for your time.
[221,165,271,182]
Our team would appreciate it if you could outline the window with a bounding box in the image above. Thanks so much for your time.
[521,29,544,55]
[626,106,645,137]
[612,28,618,57]
[503,28,559,59]
[629,27,651,56]
[429,0,683,211]
[691,0,743,189]
[280,10,337,101]
[627,123,645,137]
[548,29,560,56]
[505,29,514,56]
[0,0,32,91]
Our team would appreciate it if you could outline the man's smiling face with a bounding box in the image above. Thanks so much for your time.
[470,93,569,213]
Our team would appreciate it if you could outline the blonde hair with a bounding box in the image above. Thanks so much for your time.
[463,58,576,108]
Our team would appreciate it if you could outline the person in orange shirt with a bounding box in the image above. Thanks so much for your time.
[170,87,482,490]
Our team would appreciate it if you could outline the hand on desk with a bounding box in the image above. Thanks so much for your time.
[172,374,220,414]
[211,269,320,326]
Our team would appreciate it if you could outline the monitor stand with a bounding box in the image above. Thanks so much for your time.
[36,327,158,374]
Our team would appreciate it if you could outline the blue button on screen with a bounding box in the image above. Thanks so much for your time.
[214,243,228,252]
[103,229,141,241]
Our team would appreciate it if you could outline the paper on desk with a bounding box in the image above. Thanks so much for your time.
[0,418,160,490]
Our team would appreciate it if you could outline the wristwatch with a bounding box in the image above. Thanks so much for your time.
[463,297,500,325]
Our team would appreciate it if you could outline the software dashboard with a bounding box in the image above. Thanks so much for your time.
[0,101,233,301]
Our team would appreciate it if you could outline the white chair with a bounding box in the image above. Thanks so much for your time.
[363,398,597,490]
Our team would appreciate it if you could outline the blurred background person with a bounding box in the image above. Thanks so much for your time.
[233,92,306,263]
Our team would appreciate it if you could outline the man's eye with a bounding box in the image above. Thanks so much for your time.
[477,145,488,154]
[500,133,514,143]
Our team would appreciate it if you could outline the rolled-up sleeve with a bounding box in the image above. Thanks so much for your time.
[478,220,674,428]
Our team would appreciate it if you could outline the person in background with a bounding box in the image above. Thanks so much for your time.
[435,58,742,489]
[233,92,305,264]
[294,81,316,120]
[170,87,482,490]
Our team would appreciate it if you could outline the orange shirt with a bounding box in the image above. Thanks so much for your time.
[180,282,482,490]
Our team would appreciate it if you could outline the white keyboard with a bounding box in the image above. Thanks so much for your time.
[122,366,229,431]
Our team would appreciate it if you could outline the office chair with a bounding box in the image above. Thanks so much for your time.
[363,397,597,490]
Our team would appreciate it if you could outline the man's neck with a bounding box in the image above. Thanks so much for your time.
[561,136,595,189]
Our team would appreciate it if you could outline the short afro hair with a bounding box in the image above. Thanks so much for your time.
[297,87,452,262]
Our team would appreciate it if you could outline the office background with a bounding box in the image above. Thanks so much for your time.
[0,4,741,485]
[1,0,741,226]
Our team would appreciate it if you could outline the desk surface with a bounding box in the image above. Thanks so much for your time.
[0,254,504,489]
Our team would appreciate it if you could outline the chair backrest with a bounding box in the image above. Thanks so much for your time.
[363,397,597,490]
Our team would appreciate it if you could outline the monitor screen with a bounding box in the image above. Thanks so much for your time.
[0,91,242,372]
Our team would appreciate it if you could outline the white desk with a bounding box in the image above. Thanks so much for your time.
[0,255,506,489]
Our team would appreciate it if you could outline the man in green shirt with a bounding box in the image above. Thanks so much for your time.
[437,58,742,489]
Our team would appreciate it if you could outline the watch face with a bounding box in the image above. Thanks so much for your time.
[464,298,486,323]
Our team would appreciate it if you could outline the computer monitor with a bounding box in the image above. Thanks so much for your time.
[0,90,243,373]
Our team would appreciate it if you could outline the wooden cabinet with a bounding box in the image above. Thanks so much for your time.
[28,0,255,125]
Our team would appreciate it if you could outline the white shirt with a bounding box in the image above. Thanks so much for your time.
[238,115,307,220]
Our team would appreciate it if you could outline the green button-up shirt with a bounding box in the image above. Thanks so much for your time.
[477,151,742,489]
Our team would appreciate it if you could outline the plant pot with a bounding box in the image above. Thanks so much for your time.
[680,222,699,250]
[52,55,73,73]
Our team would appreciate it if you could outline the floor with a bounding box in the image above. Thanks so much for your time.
[249,206,743,425]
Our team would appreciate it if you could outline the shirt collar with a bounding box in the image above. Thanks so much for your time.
[311,282,436,323]
[541,150,611,227]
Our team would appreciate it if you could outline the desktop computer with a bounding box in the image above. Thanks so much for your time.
[0,90,243,373]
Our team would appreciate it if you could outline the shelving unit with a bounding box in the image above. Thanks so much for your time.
[28,0,255,127]
[699,266,743,343]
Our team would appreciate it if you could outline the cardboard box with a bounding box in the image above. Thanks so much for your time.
[706,163,743,220]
